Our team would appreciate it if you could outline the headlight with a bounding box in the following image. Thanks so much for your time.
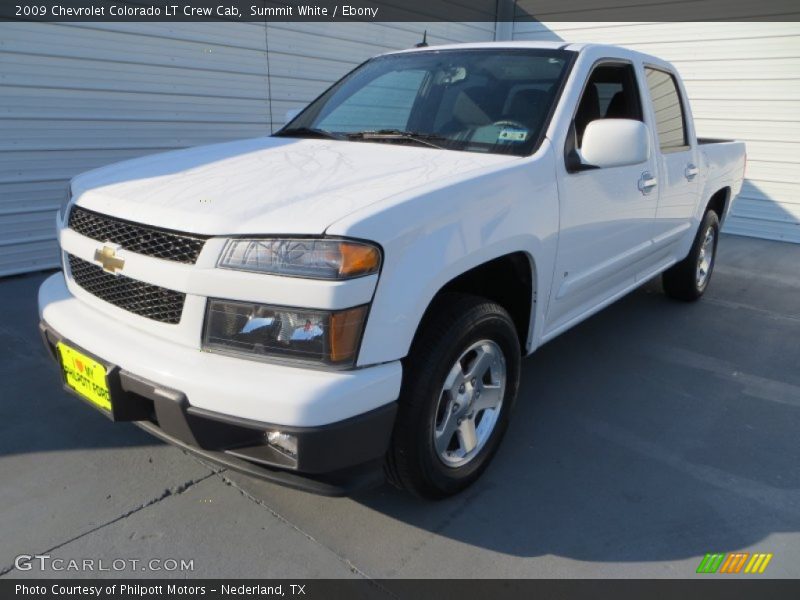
[218,238,380,280]
[203,299,368,366]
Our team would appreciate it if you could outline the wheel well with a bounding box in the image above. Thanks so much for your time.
[421,253,534,350]
[706,187,730,220]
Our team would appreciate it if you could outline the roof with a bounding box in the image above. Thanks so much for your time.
[387,40,576,55]
[385,40,667,67]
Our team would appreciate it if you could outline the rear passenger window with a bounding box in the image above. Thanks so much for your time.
[645,68,688,151]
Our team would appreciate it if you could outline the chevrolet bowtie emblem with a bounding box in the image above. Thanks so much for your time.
[94,245,125,274]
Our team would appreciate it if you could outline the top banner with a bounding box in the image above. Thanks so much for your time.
[2,0,799,22]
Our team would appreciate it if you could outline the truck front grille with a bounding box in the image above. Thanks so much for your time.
[67,254,185,324]
[68,206,209,264]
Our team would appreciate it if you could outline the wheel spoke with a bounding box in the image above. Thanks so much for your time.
[465,344,496,381]
[457,418,478,454]
[442,361,465,394]
[474,383,503,412]
[435,406,460,456]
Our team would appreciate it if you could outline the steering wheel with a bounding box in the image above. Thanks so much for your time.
[491,120,528,131]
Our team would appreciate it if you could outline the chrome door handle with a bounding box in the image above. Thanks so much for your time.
[685,164,699,180]
[638,171,658,194]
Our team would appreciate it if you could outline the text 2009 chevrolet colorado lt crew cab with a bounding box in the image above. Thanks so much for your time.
[39,42,746,498]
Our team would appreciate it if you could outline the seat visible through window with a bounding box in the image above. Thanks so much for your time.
[604,91,629,118]
[573,63,643,146]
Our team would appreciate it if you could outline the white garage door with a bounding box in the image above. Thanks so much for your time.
[0,20,495,277]
[511,20,800,243]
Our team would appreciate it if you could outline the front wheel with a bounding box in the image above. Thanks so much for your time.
[662,210,720,301]
[385,294,521,499]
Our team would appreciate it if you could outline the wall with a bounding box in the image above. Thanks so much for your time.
[511,19,800,243]
[0,19,496,276]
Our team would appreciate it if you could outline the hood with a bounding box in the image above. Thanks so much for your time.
[71,137,517,236]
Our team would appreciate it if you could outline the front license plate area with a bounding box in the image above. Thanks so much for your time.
[57,342,112,412]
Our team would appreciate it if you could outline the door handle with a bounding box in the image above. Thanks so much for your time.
[638,171,658,194]
[685,163,699,180]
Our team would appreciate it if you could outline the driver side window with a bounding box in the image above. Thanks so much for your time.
[573,63,643,148]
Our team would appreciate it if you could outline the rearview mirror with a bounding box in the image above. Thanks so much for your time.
[580,119,650,169]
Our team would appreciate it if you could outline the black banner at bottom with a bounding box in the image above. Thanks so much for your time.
[5,579,800,600]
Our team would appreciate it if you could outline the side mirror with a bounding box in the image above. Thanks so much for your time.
[579,119,650,169]
[285,108,302,122]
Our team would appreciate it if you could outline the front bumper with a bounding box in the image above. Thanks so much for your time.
[38,272,402,495]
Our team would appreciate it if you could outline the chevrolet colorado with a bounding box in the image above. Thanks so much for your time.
[38,42,746,498]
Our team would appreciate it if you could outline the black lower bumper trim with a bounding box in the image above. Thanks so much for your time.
[133,420,386,497]
[40,319,397,496]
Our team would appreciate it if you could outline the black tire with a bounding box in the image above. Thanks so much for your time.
[385,293,521,499]
[662,210,720,302]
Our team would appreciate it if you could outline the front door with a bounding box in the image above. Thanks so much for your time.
[546,61,659,337]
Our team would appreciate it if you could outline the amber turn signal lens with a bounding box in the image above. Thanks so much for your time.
[339,243,380,278]
[219,238,380,280]
[329,305,368,363]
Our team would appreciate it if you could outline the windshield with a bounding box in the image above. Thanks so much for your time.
[277,48,575,156]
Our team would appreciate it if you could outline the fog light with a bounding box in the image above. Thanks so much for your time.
[266,431,298,457]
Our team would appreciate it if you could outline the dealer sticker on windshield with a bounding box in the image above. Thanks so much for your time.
[498,128,529,142]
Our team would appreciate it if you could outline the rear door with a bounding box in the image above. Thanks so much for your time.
[643,66,701,258]
[546,60,659,337]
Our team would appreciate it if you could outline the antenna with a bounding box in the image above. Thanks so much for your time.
[415,30,428,48]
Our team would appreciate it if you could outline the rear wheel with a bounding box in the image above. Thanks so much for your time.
[663,210,720,301]
[385,294,521,499]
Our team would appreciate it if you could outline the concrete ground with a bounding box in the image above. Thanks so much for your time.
[1,234,798,581]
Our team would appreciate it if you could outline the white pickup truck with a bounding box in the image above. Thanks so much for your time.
[39,42,745,498]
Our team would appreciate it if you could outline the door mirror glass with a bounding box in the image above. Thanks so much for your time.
[580,118,650,168]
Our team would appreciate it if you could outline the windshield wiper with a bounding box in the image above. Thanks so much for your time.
[346,130,447,150]
[274,127,343,140]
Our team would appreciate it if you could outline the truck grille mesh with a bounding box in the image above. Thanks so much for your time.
[67,254,185,324]
[68,206,208,264]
